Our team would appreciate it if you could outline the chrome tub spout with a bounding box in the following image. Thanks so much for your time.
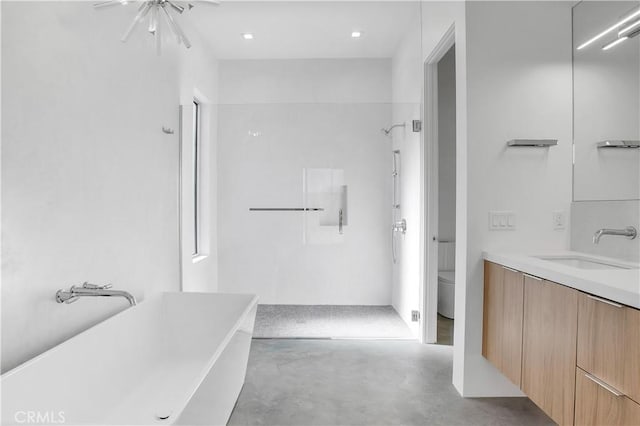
[56,282,137,306]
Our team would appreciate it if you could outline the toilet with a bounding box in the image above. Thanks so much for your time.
[437,270,455,319]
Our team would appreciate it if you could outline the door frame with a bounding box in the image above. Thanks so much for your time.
[421,24,456,344]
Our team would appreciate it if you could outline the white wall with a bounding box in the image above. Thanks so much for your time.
[1,1,218,372]
[463,1,574,396]
[395,1,574,396]
[437,46,456,243]
[217,59,393,305]
[390,18,423,337]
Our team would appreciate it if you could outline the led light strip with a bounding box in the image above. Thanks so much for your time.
[577,7,640,50]
[602,36,629,50]
[619,19,640,37]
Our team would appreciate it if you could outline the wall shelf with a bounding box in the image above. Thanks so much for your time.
[506,139,558,147]
[596,140,640,149]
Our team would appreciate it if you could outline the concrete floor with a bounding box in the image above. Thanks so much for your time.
[228,339,553,426]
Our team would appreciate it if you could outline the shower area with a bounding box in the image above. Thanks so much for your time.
[214,2,423,340]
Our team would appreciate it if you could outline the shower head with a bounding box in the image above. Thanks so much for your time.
[381,123,406,136]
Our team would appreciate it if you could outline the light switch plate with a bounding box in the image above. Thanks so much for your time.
[489,211,516,230]
[552,210,565,230]
[411,310,420,322]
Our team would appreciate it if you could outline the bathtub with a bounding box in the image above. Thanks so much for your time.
[1,292,258,425]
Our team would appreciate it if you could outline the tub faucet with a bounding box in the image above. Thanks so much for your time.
[56,282,137,306]
[592,226,637,244]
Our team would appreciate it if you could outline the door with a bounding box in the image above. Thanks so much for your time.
[423,28,456,344]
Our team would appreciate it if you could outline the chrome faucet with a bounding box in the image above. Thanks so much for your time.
[593,226,638,244]
[56,282,137,306]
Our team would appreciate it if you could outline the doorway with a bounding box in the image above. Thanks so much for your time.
[423,27,456,345]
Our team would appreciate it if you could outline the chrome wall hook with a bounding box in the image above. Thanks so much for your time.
[162,127,175,134]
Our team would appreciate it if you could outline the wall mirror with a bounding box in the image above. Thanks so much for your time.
[573,1,640,201]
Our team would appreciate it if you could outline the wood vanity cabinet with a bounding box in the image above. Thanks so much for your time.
[482,260,640,426]
[575,292,640,425]
[482,261,524,387]
[521,276,578,426]
[577,293,627,397]
[624,307,640,405]
[575,367,640,426]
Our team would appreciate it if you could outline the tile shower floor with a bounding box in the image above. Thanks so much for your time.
[253,305,414,339]
[228,339,553,426]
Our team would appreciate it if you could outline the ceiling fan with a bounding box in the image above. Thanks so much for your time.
[94,0,220,53]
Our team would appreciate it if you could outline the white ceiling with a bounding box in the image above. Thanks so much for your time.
[183,1,421,59]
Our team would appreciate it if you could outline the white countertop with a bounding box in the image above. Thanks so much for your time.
[483,251,640,309]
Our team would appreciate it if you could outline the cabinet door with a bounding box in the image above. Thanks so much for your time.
[625,307,640,404]
[482,261,524,386]
[626,400,640,426]
[575,367,640,426]
[577,293,626,394]
[522,277,578,426]
[483,261,503,366]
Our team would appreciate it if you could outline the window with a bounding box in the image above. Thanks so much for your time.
[192,99,201,257]
[181,94,209,268]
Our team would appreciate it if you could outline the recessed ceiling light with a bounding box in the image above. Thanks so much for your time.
[351,31,362,38]
[242,33,254,40]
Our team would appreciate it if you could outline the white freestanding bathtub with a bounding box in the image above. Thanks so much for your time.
[1,292,258,425]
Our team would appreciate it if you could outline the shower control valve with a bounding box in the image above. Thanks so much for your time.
[393,219,407,234]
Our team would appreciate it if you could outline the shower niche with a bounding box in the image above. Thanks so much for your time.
[303,168,347,244]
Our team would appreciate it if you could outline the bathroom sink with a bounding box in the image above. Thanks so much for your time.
[535,255,635,270]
